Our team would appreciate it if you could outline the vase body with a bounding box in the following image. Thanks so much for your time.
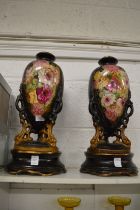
[80,56,138,176]
[21,52,63,132]
[7,52,66,175]
[89,56,130,136]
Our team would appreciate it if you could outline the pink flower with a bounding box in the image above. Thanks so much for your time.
[107,78,120,92]
[34,60,49,69]
[45,71,53,80]
[105,98,125,122]
[104,65,120,72]
[31,103,45,116]
[105,109,117,122]
[101,94,115,107]
[36,85,52,103]
[124,77,129,88]
[116,98,125,107]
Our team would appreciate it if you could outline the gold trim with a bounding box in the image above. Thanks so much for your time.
[89,125,131,153]
[96,171,135,177]
[113,127,131,148]
[14,118,33,146]
[88,147,130,156]
[9,169,55,176]
[39,123,57,147]
[13,145,58,154]
[90,126,104,150]
[92,151,130,156]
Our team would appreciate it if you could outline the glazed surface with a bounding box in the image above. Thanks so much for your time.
[93,64,129,122]
[22,60,60,118]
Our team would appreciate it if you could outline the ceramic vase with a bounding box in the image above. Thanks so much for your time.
[80,56,138,176]
[7,52,66,175]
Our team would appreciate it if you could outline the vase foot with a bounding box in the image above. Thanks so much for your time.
[80,144,138,176]
[7,149,66,176]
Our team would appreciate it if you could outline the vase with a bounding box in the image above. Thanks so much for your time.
[7,52,66,175]
[80,56,138,176]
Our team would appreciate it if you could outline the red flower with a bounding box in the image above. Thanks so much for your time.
[104,65,119,72]
[36,85,52,103]
[105,109,117,122]
[45,72,53,80]
[31,103,44,116]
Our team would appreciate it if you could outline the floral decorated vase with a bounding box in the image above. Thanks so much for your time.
[89,56,131,133]
[7,52,66,175]
[80,56,138,176]
[21,52,63,131]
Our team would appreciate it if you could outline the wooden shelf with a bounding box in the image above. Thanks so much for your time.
[0,168,139,185]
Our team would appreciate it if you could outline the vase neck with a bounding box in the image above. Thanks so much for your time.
[98,56,118,66]
[36,52,55,62]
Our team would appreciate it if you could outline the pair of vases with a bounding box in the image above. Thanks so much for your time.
[7,52,138,176]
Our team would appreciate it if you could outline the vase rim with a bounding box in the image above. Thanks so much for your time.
[36,52,55,62]
[98,56,118,66]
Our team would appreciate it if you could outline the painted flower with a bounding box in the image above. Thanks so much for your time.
[105,109,117,122]
[94,71,102,81]
[122,76,129,88]
[94,71,102,88]
[116,70,129,89]
[113,98,125,116]
[44,70,55,86]
[27,90,38,104]
[119,87,128,98]
[31,103,45,116]
[116,97,125,107]
[36,85,52,104]
[125,78,129,87]
[104,65,120,72]
[107,77,120,93]
[104,98,125,122]
[46,71,53,80]
[24,67,34,84]
[38,68,46,83]
[94,76,109,89]
[115,105,123,116]
[33,60,49,70]
[101,94,115,107]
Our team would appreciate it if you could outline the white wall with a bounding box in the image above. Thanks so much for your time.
[0,0,140,43]
[0,0,140,208]
[0,41,139,169]
[0,41,140,210]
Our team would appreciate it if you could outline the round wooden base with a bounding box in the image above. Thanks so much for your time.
[7,149,66,176]
[80,144,138,176]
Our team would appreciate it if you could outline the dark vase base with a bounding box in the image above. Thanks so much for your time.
[7,149,66,176]
[80,149,138,176]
